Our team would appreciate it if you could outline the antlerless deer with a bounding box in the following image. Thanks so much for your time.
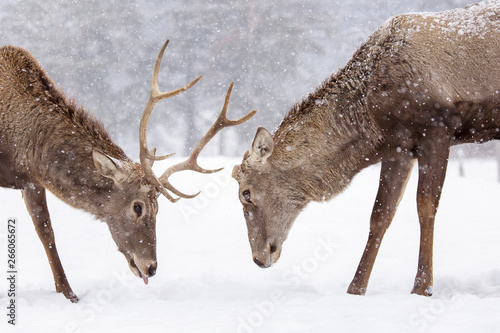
[233,1,500,296]
[0,39,255,303]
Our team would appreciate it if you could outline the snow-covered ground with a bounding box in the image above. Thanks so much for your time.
[1,157,499,333]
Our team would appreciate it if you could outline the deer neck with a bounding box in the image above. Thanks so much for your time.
[26,117,130,217]
[36,146,108,208]
[272,73,383,202]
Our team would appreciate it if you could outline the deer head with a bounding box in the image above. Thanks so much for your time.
[91,150,160,284]
[232,127,309,268]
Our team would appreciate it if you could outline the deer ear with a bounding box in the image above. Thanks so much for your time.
[92,150,127,183]
[250,127,274,163]
[232,165,240,180]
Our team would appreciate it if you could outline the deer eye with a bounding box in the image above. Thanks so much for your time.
[242,190,251,203]
[133,203,143,217]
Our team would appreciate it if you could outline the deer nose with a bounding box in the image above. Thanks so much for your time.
[148,262,157,277]
[253,257,268,268]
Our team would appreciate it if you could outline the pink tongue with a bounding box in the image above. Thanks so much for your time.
[142,276,149,285]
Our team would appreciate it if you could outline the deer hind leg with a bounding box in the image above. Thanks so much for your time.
[22,183,79,303]
[412,142,450,296]
[347,157,416,295]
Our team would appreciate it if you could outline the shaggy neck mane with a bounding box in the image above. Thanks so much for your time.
[42,75,128,164]
[16,50,137,209]
[275,27,389,144]
[38,71,128,161]
[10,44,128,162]
[270,40,385,201]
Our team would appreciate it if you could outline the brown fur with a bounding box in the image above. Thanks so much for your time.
[233,1,500,296]
[0,46,158,302]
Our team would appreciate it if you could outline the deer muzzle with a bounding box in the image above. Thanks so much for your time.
[252,240,282,269]
[129,254,157,285]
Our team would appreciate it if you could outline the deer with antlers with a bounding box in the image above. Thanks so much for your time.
[0,39,255,302]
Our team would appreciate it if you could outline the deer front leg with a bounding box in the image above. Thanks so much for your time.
[22,183,79,303]
[348,157,415,295]
[412,144,450,296]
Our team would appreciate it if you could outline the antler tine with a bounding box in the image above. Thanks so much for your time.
[158,82,257,199]
[151,40,203,103]
[138,38,201,203]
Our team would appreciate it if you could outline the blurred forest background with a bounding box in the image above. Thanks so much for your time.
[1,0,497,159]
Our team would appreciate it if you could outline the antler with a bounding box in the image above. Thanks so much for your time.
[158,82,257,199]
[139,39,257,203]
[139,39,201,202]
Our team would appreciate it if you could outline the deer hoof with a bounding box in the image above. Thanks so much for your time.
[60,289,79,303]
[67,292,80,303]
[347,284,366,296]
[411,284,433,297]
